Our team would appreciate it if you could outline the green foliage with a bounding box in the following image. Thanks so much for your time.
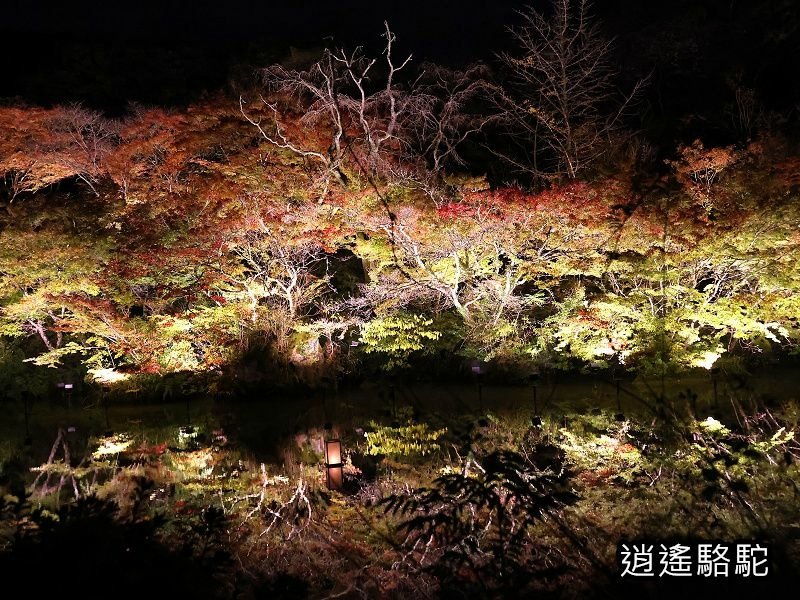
[364,420,447,458]
[751,427,795,454]
[558,426,644,486]
[359,312,442,370]
[22,341,88,368]
[677,415,796,490]
[697,416,730,437]
[2,99,800,382]
[158,339,201,372]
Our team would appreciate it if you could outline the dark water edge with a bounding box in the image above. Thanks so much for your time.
[2,358,799,466]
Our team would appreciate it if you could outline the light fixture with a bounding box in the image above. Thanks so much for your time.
[59,382,74,408]
[530,372,541,426]
[710,367,720,409]
[324,439,343,491]
[471,362,486,411]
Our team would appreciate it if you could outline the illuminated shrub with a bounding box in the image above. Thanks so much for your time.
[359,312,442,370]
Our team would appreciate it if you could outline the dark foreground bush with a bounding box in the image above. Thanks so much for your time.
[0,484,231,599]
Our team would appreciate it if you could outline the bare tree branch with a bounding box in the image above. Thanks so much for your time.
[497,0,646,180]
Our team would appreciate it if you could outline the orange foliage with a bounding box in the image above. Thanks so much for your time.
[458,179,625,226]
[667,140,743,210]
[773,157,800,190]
[0,106,105,196]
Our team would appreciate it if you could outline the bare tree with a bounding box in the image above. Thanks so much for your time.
[2,160,37,206]
[498,0,645,180]
[240,47,349,194]
[241,23,495,198]
[50,104,116,196]
[334,23,416,173]
[229,232,330,324]
[726,83,761,141]
[240,23,414,189]
[387,63,500,202]
[364,214,536,335]
[411,63,498,174]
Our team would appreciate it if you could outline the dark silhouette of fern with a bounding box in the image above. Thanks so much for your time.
[381,448,579,598]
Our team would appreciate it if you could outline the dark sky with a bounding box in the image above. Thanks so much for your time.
[0,0,526,63]
[1,0,799,139]
[0,0,526,109]
[2,0,524,45]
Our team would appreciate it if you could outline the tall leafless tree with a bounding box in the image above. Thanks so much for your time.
[240,49,349,195]
[241,23,496,198]
[241,23,417,188]
[498,0,646,180]
[408,63,499,175]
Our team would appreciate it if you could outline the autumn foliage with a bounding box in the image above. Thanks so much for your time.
[1,93,799,394]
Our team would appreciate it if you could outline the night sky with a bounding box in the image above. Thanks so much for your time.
[2,0,799,143]
[0,0,521,108]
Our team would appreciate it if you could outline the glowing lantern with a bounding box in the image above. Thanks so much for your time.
[324,439,343,491]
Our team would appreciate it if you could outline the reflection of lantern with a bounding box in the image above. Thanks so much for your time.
[325,439,343,491]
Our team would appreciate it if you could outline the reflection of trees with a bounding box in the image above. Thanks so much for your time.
[382,448,585,597]
[0,490,230,599]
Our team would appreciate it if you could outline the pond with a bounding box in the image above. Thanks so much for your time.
[4,362,799,468]
[2,364,799,600]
